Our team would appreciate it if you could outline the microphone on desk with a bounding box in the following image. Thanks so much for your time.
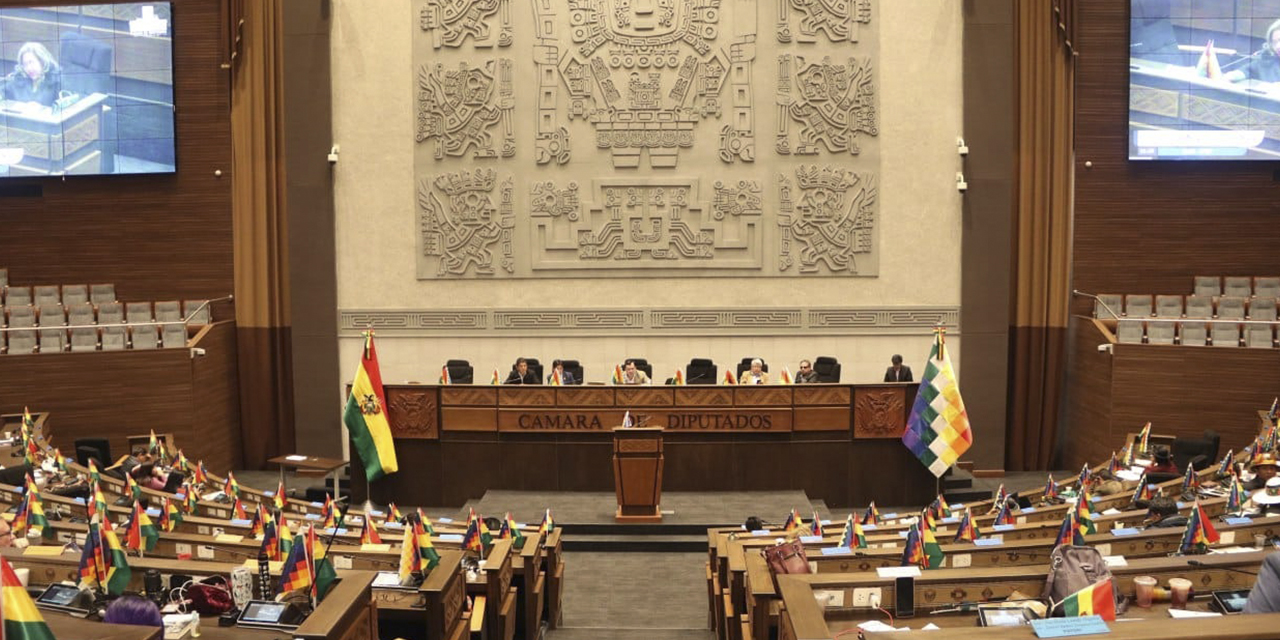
[1188,559,1259,576]
[1221,48,1267,71]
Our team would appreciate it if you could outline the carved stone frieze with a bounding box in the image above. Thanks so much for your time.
[416,59,515,159]
[418,169,516,277]
[776,54,877,156]
[778,165,877,275]
[775,0,872,44]
[420,0,512,49]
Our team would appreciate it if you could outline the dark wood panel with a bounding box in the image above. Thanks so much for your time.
[0,0,232,302]
[664,442,736,492]
[849,440,936,507]
[1061,317,1115,471]
[554,442,613,491]
[499,442,559,491]
[1073,0,1280,298]
[189,322,242,470]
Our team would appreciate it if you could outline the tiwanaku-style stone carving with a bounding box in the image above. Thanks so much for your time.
[775,0,872,44]
[420,0,512,49]
[530,178,763,270]
[532,0,571,165]
[777,165,876,275]
[416,59,515,159]
[548,0,756,168]
[418,169,516,277]
[775,54,877,156]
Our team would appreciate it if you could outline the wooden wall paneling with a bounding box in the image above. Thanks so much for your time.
[189,321,243,470]
[439,437,500,505]
[1073,0,1280,298]
[0,0,233,303]
[498,437,559,491]
[554,440,614,491]
[664,442,735,492]
[1060,317,1115,471]
[355,439,443,507]
[732,440,799,492]
[780,439,850,506]
[851,440,935,506]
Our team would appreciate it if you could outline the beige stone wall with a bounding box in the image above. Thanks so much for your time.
[332,0,963,387]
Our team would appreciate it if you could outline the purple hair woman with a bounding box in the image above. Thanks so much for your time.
[103,595,163,628]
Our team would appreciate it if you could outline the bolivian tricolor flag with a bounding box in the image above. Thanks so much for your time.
[1137,422,1152,455]
[387,502,404,525]
[160,497,182,532]
[124,501,159,552]
[360,517,383,546]
[779,367,793,384]
[499,512,525,545]
[193,460,208,485]
[539,509,555,534]
[180,483,199,516]
[673,370,684,385]
[1074,488,1096,536]
[232,497,248,521]
[124,471,142,502]
[490,368,500,385]
[273,480,287,510]
[920,522,944,569]
[343,332,399,481]
[413,516,441,570]
[722,369,737,385]
[439,365,452,385]
[417,508,436,534]
[224,471,240,499]
[0,555,56,640]
[810,512,823,536]
[861,502,880,526]
[1056,578,1116,621]
[839,514,867,549]
[88,480,108,521]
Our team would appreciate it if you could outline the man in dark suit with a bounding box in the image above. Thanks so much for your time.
[884,354,913,382]
[504,357,539,384]
[1245,552,1280,613]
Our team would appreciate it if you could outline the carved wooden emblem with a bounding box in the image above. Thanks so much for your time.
[853,388,904,438]
[387,388,439,439]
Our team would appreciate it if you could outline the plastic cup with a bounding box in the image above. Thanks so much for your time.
[1168,578,1193,609]
[1134,576,1157,608]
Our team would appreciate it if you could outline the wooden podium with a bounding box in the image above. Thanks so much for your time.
[612,427,664,523]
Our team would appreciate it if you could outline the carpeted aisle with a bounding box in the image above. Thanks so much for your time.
[546,551,713,640]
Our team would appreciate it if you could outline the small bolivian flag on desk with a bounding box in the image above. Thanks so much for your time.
[0,554,56,640]
[343,332,399,481]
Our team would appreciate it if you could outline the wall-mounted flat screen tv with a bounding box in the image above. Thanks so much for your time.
[0,2,173,177]
[1130,0,1280,160]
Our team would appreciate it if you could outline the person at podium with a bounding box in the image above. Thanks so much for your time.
[620,359,649,385]
[3,42,61,107]
[739,358,769,385]
[884,354,913,382]
[504,357,539,384]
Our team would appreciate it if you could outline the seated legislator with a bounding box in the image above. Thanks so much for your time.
[1141,496,1188,529]
[0,517,13,548]
[794,359,820,384]
[1245,551,1280,613]
[619,359,649,385]
[3,42,62,107]
[1245,455,1279,491]
[1147,446,1179,475]
[884,354,913,382]
[739,358,769,385]
[505,357,539,385]
[1245,19,1280,83]
[548,359,575,385]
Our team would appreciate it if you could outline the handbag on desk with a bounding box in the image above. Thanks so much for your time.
[762,540,811,577]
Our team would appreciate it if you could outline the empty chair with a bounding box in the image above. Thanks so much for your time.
[32,285,60,306]
[162,324,187,348]
[125,302,153,324]
[1211,322,1241,347]
[7,330,35,354]
[813,356,841,383]
[1094,294,1123,319]
[1147,320,1175,344]
[1124,294,1153,317]
[1179,321,1208,346]
[183,300,211,324]
[1224,276,1253,297]
[97,301,124,325]
[1249,298,1278,321]
[38,327,65,353]
[73,438,111,468]
[36,303,64,327]
[101,325,127,351]
[1193,276,1221,298]
[1184,295,1213,319]
[1154,295,1183,318]
[444,359,474,384]
[130,326,158,350]
[1116,319,1144,344]
[1217,296,1246,320]
[89,283,116,305]
[61,284,89,306]
[684,358,718,385]
[736,357,769,380]
[7,305,34,328]
[1246,325,1275,349]
[1255,277,1280,300]
[4,286,31,307]
[559,359,584,385]
[0,269,7,288]
[154,300,182,322]
[70,327,98,352]
[67,302,95,326]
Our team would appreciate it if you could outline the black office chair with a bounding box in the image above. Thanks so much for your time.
[59,31,116,171]
[625,358,653,380]
[685,358,717,384]
[813,356,841,383]
[74,438,111,468]
[445,359,474,384]
[559,359,584,385]
[517,357,544,382]
[1172,429,1221,471]
[736,357,769,379]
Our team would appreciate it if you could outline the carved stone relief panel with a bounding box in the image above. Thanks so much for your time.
[777,165,877,275]
[417,169,515,278]
[529,178,763,271]
[411,0,880,279]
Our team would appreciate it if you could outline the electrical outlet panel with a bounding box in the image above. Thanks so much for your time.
[852,587,882,608]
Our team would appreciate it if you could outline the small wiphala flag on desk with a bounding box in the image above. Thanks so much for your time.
[343,331,399,481]
[901,328,972,477]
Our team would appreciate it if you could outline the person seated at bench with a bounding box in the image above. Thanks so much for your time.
[1142,496,1188,529]
[738,359,769,385]
[1147,446,1178,475]
[1248,477,1280,517]
[1246,455,1279,491]
[1246,552,1280,613]
[794,360,819,384]
[112,448,184,492]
